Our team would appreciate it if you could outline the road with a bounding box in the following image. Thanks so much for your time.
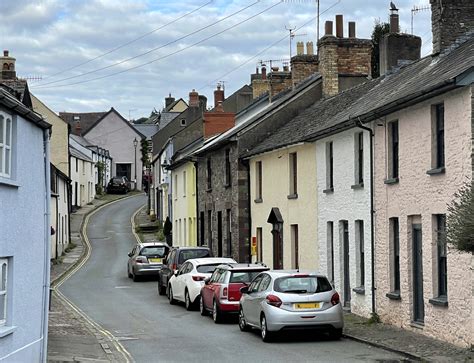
[60,195,405,362]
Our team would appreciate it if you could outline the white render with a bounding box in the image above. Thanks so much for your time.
[69,137,96,208]
[50,171,70,259]
[316,129,372,318]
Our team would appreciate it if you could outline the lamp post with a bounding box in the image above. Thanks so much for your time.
[133,137,138,190]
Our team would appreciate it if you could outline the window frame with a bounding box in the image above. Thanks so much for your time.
[354,132,364,185]
[436,214,447,298]
[255,161,263,202]
[0,258,8,327]
[206,157,212,190]
[288,152,298,197]
[387,121,399,180]
[356,220,365,289]
[0,112,13,179]
[388,217,400,298]
[327,221,334,283]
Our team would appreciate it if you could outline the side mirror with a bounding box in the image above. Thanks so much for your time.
[173,270,179,277]
[240,286,249,294]
[127,252,133,257]
[204,277,211,285]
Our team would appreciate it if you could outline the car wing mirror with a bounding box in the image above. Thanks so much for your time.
[128,252,133,257]
[204,277,211,285]
[240,286,249,294]
[174,270,179,277]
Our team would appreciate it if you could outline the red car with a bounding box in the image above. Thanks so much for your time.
[200,263,269,323]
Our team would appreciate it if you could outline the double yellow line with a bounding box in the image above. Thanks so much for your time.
[52,195,143,363]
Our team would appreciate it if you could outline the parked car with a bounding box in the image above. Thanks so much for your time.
[127,242,169,282]
[158,246,213,296]
[238,270,343,342]
[200,263,269,323]
[167,257,236,310]
[107,176,130,194]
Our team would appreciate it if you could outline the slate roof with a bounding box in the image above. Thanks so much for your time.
[133,124,160,139]
[244,33,474,157]
[60,111,107,135]
[0,88,50,129]
[69,145,93,162]
[165,98,186,112]
[70,134,95,147]
[0,79,32,107]
[159,112,181,128]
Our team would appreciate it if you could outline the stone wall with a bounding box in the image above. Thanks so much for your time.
[291,54,319,88]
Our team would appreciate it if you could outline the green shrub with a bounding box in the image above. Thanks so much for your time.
[447,182,474,253]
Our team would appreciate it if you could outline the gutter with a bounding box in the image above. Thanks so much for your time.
[354,118,376,316]
[40,128,52,362]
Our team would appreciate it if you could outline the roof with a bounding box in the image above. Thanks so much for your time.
[168,137,205,170]
[165,98,186,112]
[83,108,146,138]
[0,79,31,107]
[69,144,93,162]
[0,88,50,129]
[133,124,160,139]
[59,111,107,135]
[159,111,181,128]
[70,133,95,148]
[244,33,474,157]
[211,84,253,114]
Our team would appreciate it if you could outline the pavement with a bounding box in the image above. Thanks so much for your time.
[48,196,474,362]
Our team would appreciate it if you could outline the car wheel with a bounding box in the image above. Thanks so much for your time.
[239,307,250,332]
[127,266,132,279]
[329,328,343,340]
[168,285,176,305]
[185,290,194,311]
[158,280,166,296]
[212,300,223,324]
[200,296,208,316]
[132,269,139,282]
[260,314,273,342]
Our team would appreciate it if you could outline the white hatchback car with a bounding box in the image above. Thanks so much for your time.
[168,257,236,310]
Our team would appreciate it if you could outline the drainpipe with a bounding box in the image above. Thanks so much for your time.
[355,118,376,316]
[41,128,52,363]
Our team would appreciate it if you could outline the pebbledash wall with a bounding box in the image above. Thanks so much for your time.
[374,87,473,347]
[316,128,372,318]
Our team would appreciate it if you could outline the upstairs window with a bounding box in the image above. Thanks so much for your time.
[354,132,364,185]
[288,152,297,197]
[388,121,399,180]
[183,171,186,197]
[206,158,212,190]
[0,112,13,178]
[432,104,445,170]
[325,142,334,191]
[255,161,262,201]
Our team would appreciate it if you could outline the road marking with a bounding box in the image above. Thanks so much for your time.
[115,286,131,289]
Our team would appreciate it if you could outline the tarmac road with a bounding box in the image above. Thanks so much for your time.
[60,194,405,363]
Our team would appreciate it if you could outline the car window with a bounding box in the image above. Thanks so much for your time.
[140,246,168,258]
[248,275,263,293]
[196,264,221,274]
[179,262,191,275]
[209,269,221,283]
[177,263,188,275]
[178,249,211,264]
[257,274,271,292]
[274,276,332,293]
[229,271,263,284]
[217,270,227,283]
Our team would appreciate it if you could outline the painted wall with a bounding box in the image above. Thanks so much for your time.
[0,111,48,361]
[250,143,318,269]
[316,129,372,318]
[69,154,95,208]
[374,87,473,347]
[50,173,70,259]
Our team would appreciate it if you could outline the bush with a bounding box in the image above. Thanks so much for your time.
[447,182,474,253]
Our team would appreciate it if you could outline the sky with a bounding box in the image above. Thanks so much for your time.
[0,0,433,120]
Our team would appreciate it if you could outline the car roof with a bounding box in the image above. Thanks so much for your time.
[218,263,269,271]
[264,270,327,278]
[171,246,211,251]
[188,257,236,265]
[138,242,169,248]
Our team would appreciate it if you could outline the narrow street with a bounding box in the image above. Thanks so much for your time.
[58,195,404,362]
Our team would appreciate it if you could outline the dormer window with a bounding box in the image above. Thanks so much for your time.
[180,119,186,127]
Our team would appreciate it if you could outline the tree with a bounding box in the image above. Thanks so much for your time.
[140,139,150,168]
[371,19,390,78]
[133,117,148,124]
[446,182,474,253]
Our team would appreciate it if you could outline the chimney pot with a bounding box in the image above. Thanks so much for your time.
[324,21,333,36]
[296,41,304,55]
[261,66,267,80]
[306,41,314,55]
[3,50,8,57]
[214,84,225,108]
[348,22,356,38]
[335,14,344,38]
[390,12,399,33]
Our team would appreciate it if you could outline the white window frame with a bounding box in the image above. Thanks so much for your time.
[0,259,8,326]
[0,112,13,178]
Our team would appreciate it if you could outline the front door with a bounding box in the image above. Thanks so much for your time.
[343,221,351,307]
[412,224,424,323]
[272,224,283,269]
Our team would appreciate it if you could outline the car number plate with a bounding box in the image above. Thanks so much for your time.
[294,302,320,309]
[149,258,162,263]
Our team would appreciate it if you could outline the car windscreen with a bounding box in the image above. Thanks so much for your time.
[196,264,221,273]
[140,246,168,258]
[178,249,211,264]
[229,271,262,284]
[112,178,123,183]
[274,276,332,294]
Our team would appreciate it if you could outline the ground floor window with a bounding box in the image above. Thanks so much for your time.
[0,258,9,326]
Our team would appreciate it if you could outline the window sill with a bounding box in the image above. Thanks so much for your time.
[287,193,298,200]
[0,177,20,188]
[386,291,401,300]
[206,188,212,192]
[351,183,364,190]
[352,286,365,295]
[254,198,263,204]
[323,188,334,194]
[410,321,424,329]
[429,296,448,307]
[0,326,16,338]
[384,177,399,185]
[426,167,445,175]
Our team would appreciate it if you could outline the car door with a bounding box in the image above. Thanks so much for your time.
[161,249,175,287]
[254,274,272,320]
[128,245,137,271]
[202,269,221,309]
[174,262,191,301]
[241,275,264,325]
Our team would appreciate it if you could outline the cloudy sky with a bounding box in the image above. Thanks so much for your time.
[0,0,432,120]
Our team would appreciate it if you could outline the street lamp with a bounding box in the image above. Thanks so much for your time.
[133,137,138,190]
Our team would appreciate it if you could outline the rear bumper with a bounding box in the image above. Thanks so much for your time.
[135,265,163,276]
[218,300,240,313]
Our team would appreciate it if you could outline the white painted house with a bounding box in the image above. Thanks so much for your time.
[0,88,51,361]
[69,136,95,209]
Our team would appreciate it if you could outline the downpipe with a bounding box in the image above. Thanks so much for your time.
[41,128,52,363]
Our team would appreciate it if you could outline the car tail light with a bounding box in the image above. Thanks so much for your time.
[192,275,205,281]
[171,263,177,271]
[331,292,340,306]
[136,256,148,264]
[222,287,228,298]
[266,294,282,308]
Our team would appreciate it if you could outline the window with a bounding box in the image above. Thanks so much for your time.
[288,152,297,197]
[200,211,205,246]
[432,104,445,170]
[0,112,13,178]
[82,160,85,175]
[207,210,212,248]
[435,214,447,298]
[225,149,231,186]
[389,218,400,294]
[256,227,263,262]
[0,259,8,326]
[206,158,212,190]
[75,158,78,173]
[291,224,299,269]
[226,209,232,257]
[180,119,186,127]
[192,167,196,195]
[174,174,178,200]
[388,121,399,180]
[255,161,262,201]
[183,171,186,197]
[325,142,334,191]
[183,219,187,244]
[354,132,364,185]
[327,222,334,282]
[356,220,365,288]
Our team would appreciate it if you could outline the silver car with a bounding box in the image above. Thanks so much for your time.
[238,270,343,342]
[127,242,169,282]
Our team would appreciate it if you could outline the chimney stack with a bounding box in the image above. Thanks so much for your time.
[296,41,304,55]
[348,22,356,38]
[165,93,175,109]
[335,15,344,38]
[306,41,314,55]
[1,50,16,80]
[214,84,225,108]
[189,89,199,107]
[389,4,400,33]
[74,116,82,136]
[325,21,333,36]
[430,0,474,54]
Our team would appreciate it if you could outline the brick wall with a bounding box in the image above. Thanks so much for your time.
[291,54,319,88]
[203,112,235,139]
[251,72,292,99]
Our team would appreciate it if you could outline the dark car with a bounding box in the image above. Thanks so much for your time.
[158,247,212,295]
[107,176,130,194]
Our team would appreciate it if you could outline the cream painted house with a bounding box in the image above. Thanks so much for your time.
[69,142,95,209]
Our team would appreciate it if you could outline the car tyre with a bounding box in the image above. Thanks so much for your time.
[185,290,195,311]
[260,314,273,342]
[132,269,139,282]
[158,278,166,296]
[212,299,223,324]
[127,266,132,279]
[168,285,176,305]
[200,296,208,316]
[238,307,250,332]
[329,328,343,340]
